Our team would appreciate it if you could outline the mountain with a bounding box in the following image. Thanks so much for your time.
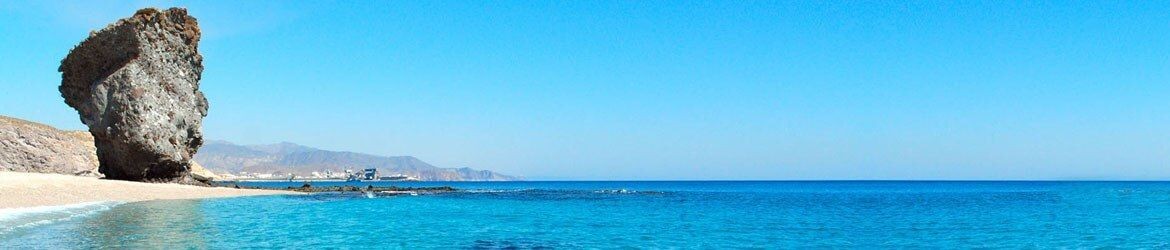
[194,140,520,181]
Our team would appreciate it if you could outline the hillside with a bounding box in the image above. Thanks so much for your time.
[0,115,100,176]
[194,140,520,181]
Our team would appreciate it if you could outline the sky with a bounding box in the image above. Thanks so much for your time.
[1,1,1168,180]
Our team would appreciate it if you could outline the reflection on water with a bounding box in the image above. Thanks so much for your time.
[81,199,209,248]
[0,199,210,249]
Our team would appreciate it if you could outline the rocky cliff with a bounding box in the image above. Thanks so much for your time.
[0,115,100,176]
[58,8,208,183]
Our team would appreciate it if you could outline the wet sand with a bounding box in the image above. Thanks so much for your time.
[0,171,297,209]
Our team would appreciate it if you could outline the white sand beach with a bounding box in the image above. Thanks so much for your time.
[0,171,297,209]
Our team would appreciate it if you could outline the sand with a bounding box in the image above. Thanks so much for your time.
[0,171,297,209]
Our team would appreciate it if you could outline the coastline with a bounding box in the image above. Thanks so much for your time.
[0,171,299,209]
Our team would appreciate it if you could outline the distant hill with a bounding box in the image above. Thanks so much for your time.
[194,140,520,181]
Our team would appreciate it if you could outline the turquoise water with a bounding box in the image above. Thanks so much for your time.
[4,181,1170,248]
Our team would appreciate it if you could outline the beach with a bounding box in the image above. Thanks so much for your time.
[0,171,296,209]
[8,181,1170,248]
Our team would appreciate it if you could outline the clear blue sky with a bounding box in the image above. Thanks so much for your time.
[2,1,1168,180]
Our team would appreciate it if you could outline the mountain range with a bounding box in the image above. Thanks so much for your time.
[194,140,520,181]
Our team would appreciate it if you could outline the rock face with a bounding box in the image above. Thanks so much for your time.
[58,8,207,183]
[0,115,101,177]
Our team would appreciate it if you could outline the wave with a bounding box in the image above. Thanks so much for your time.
[460,188,535,193]
[594,189,638,194]
[0,201,122,235]
[445,188,668,201]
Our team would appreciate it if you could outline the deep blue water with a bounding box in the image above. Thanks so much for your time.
[4,181,1170,248]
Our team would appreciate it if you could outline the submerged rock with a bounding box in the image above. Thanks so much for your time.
[0,115,101,177]
[58,8,207,183]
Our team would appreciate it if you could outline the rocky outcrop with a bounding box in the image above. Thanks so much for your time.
[0,115,101,177]
[188,161,219,182]
[58,8,207,183]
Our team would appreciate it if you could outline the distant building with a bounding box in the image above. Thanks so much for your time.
[363,168,379,180]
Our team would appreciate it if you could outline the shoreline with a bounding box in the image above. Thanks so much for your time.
[0,171,299,210]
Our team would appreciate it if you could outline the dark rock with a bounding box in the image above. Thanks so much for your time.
[58,7,207,183]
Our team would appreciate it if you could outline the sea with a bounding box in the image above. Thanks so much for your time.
[3,181,1170,248]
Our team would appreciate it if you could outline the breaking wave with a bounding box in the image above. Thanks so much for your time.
[0,201,122,235]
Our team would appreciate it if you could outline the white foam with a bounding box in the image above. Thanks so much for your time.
[463,188,532,193]
[594,189,636,194]
[0,201,123,235]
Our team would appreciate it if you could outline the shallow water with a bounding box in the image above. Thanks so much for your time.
[3,181,1170,248]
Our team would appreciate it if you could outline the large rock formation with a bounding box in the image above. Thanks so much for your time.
[0,115,101,177]
[58,8,207,183]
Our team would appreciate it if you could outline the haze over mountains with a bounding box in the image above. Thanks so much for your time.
[194,140,520,181]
